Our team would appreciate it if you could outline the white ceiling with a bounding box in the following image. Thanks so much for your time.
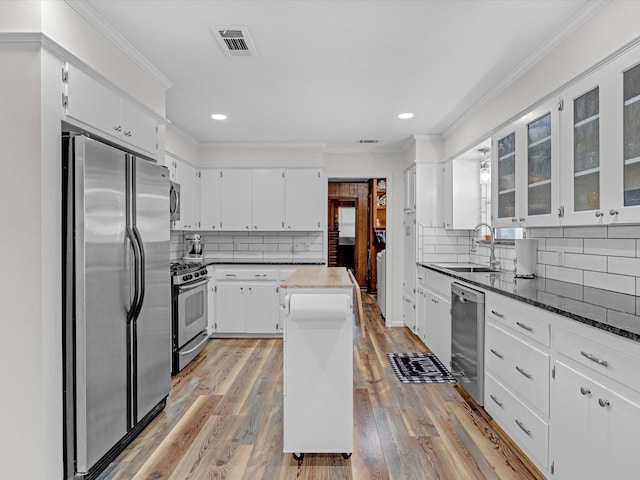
[83,0,595,152]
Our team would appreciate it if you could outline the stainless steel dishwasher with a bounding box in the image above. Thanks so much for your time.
[450,282,485,406]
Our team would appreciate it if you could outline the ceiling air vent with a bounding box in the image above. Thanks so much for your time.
[358,139,379,144]
[211,26,257,57]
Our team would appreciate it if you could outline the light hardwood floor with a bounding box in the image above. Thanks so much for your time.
[98,295,541,480]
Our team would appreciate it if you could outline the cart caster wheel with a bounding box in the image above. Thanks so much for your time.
[342,453,352,459]
[293,453,304,461]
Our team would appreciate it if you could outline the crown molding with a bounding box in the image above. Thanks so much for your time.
[441,0,608,140]
[199,141,327,150]
[65,0,173,89]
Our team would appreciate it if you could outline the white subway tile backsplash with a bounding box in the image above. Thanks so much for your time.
[607,256,640,276]
[564,253,607,272]
[544,237,583,253]
[545,265,584,285]
[538,250,558,266]
[563,226,607,238]
[584,238,635,257]
[528,227,563,238]
[584,271,635,295]
[608,225,640,238]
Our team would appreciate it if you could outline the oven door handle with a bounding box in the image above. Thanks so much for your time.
[178,333,209,356]
[177,278,209,292]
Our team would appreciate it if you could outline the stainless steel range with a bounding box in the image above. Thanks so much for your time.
[170,262,210,373]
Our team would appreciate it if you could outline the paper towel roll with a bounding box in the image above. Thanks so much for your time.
[290,294,349,321]
[515,239,537,278]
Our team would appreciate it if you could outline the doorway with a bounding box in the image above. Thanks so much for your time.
[327,179,386,292]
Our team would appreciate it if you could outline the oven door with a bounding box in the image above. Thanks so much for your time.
[175,278,208,348]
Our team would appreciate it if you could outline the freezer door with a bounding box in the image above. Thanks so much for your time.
[72,136,129,473]
[133,157,171,421]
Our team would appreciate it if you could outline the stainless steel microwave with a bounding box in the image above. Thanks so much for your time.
[170,181,180,221]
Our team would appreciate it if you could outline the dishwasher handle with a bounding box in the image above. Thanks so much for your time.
[451,282,485,305]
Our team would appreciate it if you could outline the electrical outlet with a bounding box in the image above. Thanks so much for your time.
[557,249,564,266]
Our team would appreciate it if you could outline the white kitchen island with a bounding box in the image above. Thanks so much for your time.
[280,267,354,461]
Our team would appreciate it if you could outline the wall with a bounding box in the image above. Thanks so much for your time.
[443,1,640,160]
[0,43,45,479]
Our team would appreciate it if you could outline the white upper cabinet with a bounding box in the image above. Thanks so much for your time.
[559,69,609,225]
[64,64,158,155]
[253,169,284,230]
[221,169,253,231]
[492,98,560,227]
[285,169,323,231]
[608,45,640,224]
[442,158,479,229]
[200,169,222,230]
[172,156,200,231]
[404,165,416,212]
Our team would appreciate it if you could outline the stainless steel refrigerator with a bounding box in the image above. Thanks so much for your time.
[63,133,171,480]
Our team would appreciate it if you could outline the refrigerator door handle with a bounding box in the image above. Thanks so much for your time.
[131,224,145,319]
[126,225,141,324]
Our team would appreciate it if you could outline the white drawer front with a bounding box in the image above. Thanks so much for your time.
[485,373,549,472]
[486,293,551,347]
[215,269,278,281]
[486,321,550,416]
[555,326,640,393]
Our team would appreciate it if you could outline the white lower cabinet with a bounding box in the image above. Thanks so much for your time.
[483,292,551,475]
[211,266,293,336]
[403,295,416,335]
[245,283,280,334]
[215,282,247,333]
[422,290,451,369]
[485,373,549,470]
[549,322,640,479]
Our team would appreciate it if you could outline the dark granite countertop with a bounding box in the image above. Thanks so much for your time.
[419,262,640,343]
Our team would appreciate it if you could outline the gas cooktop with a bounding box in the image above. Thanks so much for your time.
[170,262,209,285]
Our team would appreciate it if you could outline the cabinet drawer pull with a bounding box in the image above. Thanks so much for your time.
[580,387,591,396]
[490,348,504,359]
[515,419,532,436]
[580,351,608,367]
[515,366,532,379]
[225,274,237,277]
[490,394,503,407]
[491,310,504,318]
[516,321,533,332]
[598,398,610,408]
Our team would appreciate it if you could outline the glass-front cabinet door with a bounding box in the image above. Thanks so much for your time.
[491,99,559,228]
[494,128,518,226]
[609,45,640,223]
[560,70,609,225]
[522,100,560,226]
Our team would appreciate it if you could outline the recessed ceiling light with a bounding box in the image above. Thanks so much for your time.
[398,113,414,119]
[211,114,227,120]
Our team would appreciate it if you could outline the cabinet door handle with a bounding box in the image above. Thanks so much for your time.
[595,210,604,217]
[515,419,532,436]
[511,218,518,223]
[609,209,619,216]
[518,217,525,222]
[581,351,608,367]
[515,366,532,379]
[516,321,533,332]
[598,398,610,408]
[490,348,504,359]
[225,274,237,277]
[490,394,503,407]
[491,310,504,318]
[580,387,591,396]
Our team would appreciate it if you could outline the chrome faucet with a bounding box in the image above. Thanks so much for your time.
[474,222,499,269]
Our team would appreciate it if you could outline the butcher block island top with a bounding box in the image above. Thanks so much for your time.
[281,266,352,289]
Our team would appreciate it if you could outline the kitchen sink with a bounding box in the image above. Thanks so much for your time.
[445,266,501,273]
